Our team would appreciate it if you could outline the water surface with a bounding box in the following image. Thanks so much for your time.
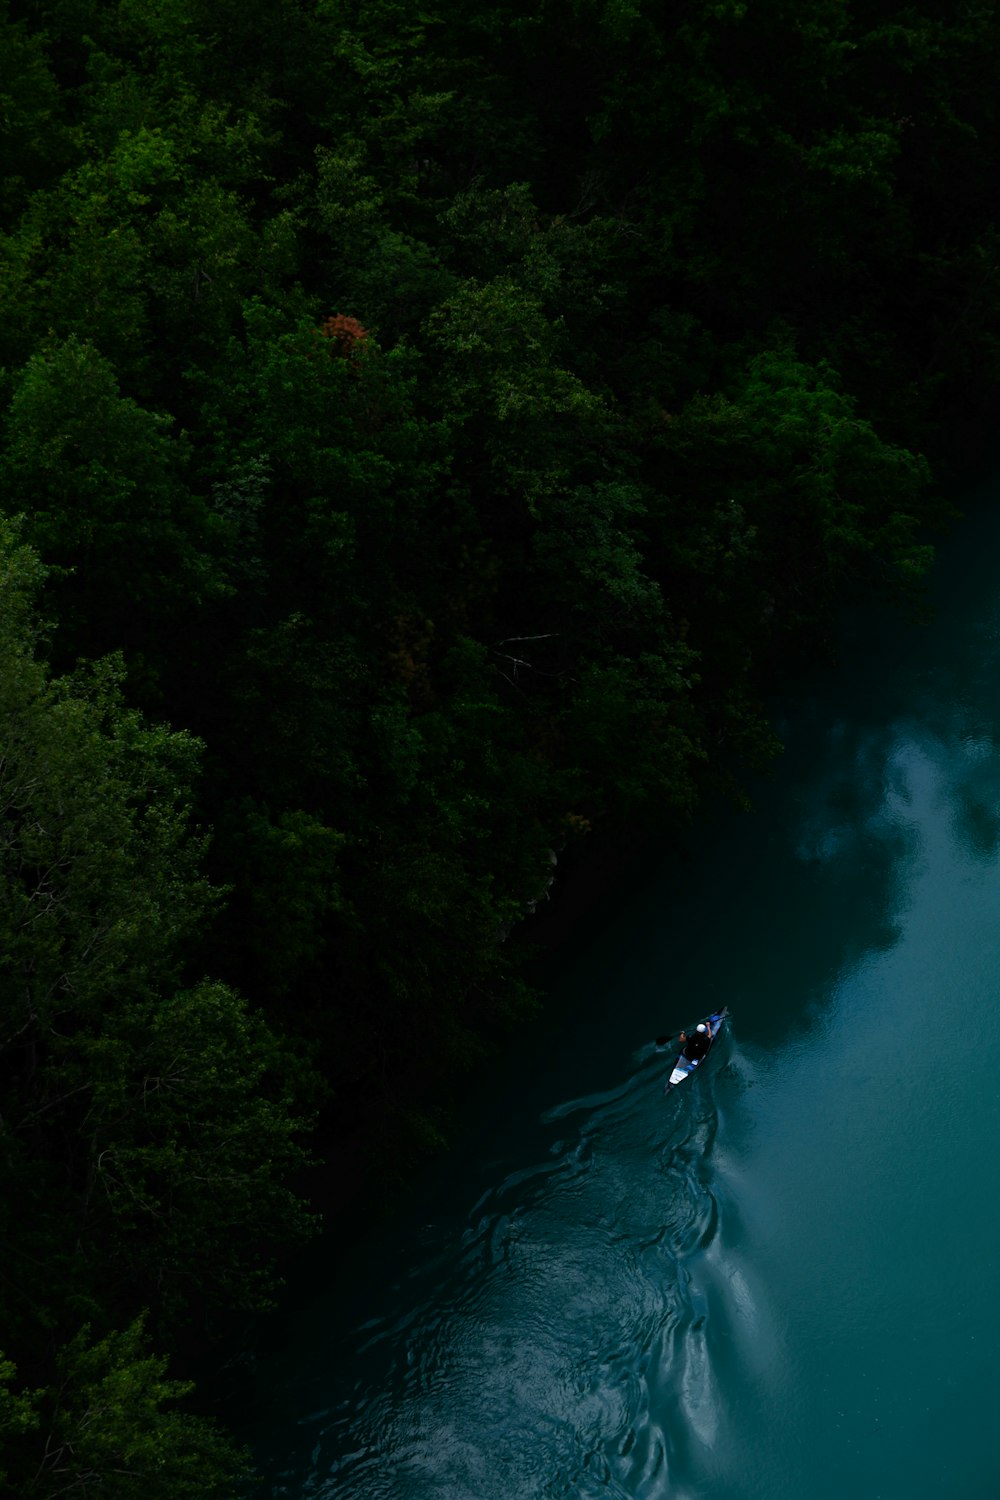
[242,490,1000,1499]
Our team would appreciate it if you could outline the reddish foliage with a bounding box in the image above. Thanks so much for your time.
[320,313,371,355]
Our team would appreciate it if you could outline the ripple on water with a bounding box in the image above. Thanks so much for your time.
[266,1057,740,1500]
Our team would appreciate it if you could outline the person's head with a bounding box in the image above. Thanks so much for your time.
[696,1023,707,1033]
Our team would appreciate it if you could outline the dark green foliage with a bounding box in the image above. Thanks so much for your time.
[0,521,313,1493]
[2,1321,251,1498]
[1,0,998,1488]
[3,336,218,671]
[0,9,68,217]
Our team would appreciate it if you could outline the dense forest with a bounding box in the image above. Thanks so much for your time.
[2,0,1000,1490]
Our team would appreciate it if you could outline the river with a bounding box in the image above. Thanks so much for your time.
[237,485,1000,1499]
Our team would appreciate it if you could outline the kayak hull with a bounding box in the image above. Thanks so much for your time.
[664,1009,728,1092]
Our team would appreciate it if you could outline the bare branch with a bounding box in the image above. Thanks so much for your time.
[493,633,559,646]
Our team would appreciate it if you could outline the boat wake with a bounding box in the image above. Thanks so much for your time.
[253,1040,791,1500]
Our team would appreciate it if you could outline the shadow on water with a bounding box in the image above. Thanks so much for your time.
[229,723,918,1496]
[227,488,1000,1498]
[520,699,918,1069]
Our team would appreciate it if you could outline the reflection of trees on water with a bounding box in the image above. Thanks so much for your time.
[881,600,1000,868]
[900,660,1000,867]
[532,508,1000,1064]
[881,506,1000,866]
[531,501,1000,1068]
[943,732,1000,863]
[729,503,1000,1049]
[576,702,921,1058]
[717,715,917,1051]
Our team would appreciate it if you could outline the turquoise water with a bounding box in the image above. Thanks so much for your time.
[242,491,1000,1498]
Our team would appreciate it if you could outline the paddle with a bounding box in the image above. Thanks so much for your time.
[657,1008,728,1048]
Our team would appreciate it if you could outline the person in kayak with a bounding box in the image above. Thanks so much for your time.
[679,1022,712,1063]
